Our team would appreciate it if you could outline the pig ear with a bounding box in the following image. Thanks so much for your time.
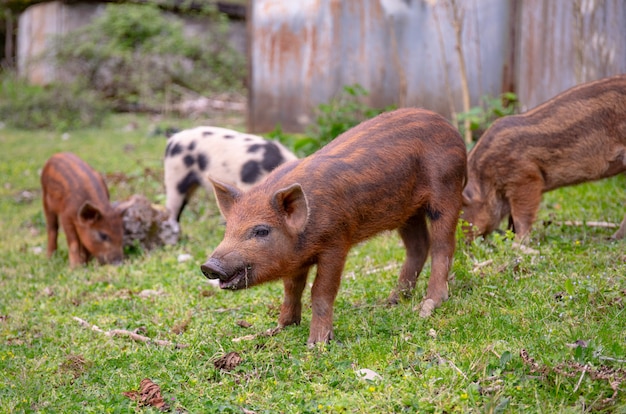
[112,198,133,214]
[272,183,309,234]
[462,184,478,205]
[78,201,103,224]
[210,178,242,219]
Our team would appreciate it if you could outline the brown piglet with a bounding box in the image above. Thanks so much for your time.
[41,152,125,267]
[462,74,626,241]
[201,108,467,346]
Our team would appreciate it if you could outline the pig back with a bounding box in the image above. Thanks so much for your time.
[41,152,112,215]
[257,108,467,243]
[468,74,626,191]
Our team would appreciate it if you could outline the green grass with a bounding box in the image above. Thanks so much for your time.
[1,114,625,413]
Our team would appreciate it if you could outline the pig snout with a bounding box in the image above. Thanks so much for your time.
[201,255,252,290]
[97,252,123,266]
[201,258,228,280]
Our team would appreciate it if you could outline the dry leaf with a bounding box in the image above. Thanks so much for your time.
[59,354,91,379]
[172,312,192,335]
[123,378,170,412]
[236,320,252,328]
[214,352,242,371]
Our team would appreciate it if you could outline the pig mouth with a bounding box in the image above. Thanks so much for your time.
[201,259,254,290]
[219,266,252,290]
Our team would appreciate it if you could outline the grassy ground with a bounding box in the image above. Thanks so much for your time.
[0,114,625,413]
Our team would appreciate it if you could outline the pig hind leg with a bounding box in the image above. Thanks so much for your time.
[419,200,461,318]
[388,211,430,305]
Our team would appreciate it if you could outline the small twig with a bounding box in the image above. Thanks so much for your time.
[512,242,539,255]
[599,356,626,363]
[364,263,400,275]
[472,259,493,273]
[73,317,188,349]
[573,366,587,393]
[232,326,283,342]
[435,352,468,380]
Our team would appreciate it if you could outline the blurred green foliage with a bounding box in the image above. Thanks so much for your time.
[457,92,519,144]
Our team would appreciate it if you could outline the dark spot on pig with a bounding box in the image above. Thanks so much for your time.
[198,153,209,171]
[241,161,262,184]
[202,130,214,136]
[224,135,235,139]
[248,143,285,171]
[188,141,196,151]
[170,143,183,157]
[426,205,442,221]
[183,155,195,167]
[244,138,252,142]
[164,141,172,157]
[177,171,201,195]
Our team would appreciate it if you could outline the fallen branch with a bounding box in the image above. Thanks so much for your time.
[73,317,188,349]
[521,349,626,408]
[558,220,618,229]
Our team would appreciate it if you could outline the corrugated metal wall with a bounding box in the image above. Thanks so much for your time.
[517,0,626,111]
[16,0,626,132]
[249,0,626,133]
[249,0,514,132]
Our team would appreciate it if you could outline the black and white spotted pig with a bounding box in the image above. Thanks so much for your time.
[164,126,298,233]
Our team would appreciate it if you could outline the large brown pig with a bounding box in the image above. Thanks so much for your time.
[201,108,467,346]
[462,75,626,240]
[41,152,125,267]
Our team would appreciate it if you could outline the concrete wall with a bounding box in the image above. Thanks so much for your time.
[17,1,247,85]
[17,1,105,84]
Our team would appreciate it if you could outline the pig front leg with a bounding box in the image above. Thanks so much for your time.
[61,218,87,268]
[388,212,430,304]
[307,249,347,346]
[43,202,59,258]
[507,176,544,240]
[611,214,626,239]
[279,269,309,327]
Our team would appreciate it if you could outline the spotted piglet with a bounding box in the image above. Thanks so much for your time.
[163,126,298,234]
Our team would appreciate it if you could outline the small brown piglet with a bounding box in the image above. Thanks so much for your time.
[201,108,467,346]
[462,74,626,240]
[41,152,124,267]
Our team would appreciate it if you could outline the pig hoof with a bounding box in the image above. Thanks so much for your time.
[418,299,436,318]
[307,331,333,348]
[387,292,399,305]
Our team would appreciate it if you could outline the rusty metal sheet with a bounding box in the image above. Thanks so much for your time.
[249,0,514,132]
[517,0,626,111]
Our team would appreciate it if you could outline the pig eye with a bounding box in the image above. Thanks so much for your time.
[252,225,270,238]
[98,232,110,242]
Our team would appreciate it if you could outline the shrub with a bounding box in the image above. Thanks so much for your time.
[0,72,109,130]
[51,3,246,112]
[297,84,395,155]
[457,92,518,144]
